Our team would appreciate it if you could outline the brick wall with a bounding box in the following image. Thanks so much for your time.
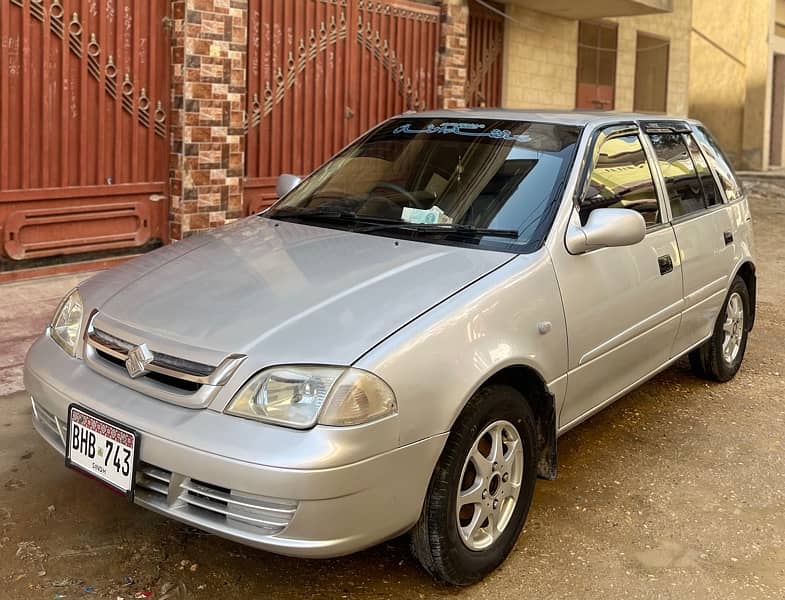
[168,0,247,240]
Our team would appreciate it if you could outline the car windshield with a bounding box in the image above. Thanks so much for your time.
[266,118,582,252]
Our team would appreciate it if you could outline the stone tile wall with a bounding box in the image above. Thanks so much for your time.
[439,0,469,109]
[168,0,247,239]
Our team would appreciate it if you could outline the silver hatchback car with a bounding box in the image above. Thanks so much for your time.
[25,110,755,585]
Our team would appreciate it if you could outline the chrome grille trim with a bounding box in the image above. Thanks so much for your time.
[82,312,246,407]
[180,480,297,515]
[139,465,172,486]
[134,463,297,535]
[137,477,169,496]
[179,494,289,529]
[86,326,245,386]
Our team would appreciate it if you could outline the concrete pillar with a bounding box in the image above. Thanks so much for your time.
[168,0,247,240]
[770,54,785,167]
[741,0,775,170]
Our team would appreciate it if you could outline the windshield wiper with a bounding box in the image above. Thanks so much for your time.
[268,207,401,225]
[358,222,520,239]
[269,207,519,239]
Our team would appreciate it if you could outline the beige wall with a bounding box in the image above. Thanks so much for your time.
[688,0,749,164]
[742,0,775,169]
[501,7,578,109]
[502,0,691,115]
[776,0,785,33]
[689,0,774,169]
[610,0,691,115]
[500,0,779,169]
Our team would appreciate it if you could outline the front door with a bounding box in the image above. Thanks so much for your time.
[553,127,683,428]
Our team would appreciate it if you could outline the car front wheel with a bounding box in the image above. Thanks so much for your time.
[411,384,537,585]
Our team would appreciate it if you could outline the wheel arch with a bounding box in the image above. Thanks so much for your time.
[733,260,757,329]
[463,364,558,481]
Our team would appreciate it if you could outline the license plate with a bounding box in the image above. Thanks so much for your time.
[65,405,139,499]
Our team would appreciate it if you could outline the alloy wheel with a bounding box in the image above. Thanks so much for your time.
[722,292,744,364]
[455,420,524,551]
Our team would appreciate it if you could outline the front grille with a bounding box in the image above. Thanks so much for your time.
[136,464,172,497]
[95,349,201,392]
[82,313,246,408]
[89,328,218,381]
[135,463,297,535]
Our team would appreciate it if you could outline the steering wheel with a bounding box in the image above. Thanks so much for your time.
[371,181,428,209]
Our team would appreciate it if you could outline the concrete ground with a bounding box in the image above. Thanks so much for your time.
[1,186,784,600]
[0,273,92,397]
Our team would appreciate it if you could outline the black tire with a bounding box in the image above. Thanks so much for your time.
[411,384,537,586]
[689,276,751,382]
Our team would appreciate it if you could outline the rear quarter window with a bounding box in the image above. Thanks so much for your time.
[692,127,743,202]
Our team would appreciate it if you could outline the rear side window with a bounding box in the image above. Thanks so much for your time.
[648,133,705,218]
[684,134,722,207]
[580,134,660,227]
[693,127,743,202]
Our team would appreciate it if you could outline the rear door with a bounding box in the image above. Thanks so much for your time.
[643,124,737,355]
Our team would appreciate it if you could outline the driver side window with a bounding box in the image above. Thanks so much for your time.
[580,134,661,228]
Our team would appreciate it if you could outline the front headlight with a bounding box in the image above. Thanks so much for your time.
[50,289,84,356]
[225,366,397,429]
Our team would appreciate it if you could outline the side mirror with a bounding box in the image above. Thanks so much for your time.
[565,208,646,254]
[276,173,302,198]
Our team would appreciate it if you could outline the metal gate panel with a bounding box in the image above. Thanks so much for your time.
[244,0,440,215]
[467,0,504,108]
[0,0,170,272]
[4,200,152,260]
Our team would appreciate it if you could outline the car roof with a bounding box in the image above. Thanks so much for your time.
[401,108,700,128]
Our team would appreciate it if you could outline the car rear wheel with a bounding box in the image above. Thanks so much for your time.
[689,276,751,382]
[410,384,537,585]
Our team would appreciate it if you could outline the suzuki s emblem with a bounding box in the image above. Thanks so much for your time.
[126,344,154,378]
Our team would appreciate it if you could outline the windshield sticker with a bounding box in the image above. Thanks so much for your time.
[392,122,531,143]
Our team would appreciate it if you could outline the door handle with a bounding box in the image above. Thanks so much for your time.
[658,254,674,275]
[724,231,734,245]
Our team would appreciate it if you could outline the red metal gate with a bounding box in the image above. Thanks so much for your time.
[0,0,170,279]
[244,0,441,214]
[466,0,504,108]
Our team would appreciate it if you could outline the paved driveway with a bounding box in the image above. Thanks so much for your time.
[0,187,783,599]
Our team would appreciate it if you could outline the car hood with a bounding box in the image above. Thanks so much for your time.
[91,217,514,365]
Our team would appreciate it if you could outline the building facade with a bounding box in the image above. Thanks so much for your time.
[498,0,785,171]
[501,1,690,117]
[0,0,781,280]
[689,0,776,169]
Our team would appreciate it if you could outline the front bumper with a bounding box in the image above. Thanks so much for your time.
[25,335,447,558]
